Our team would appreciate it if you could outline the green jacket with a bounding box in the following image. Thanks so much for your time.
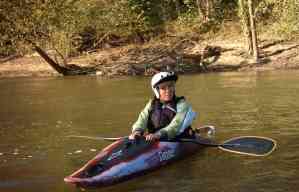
[132,98,195,139]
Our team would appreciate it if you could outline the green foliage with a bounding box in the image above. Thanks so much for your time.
[0,0,80,56]
[275,0,299,37]
[0,0,298,58]
[253,0,298,38]
[127,0,164,26]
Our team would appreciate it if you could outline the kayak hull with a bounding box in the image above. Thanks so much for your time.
[64,137,205,188]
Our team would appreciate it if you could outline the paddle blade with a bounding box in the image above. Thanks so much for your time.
[219,136,277,156]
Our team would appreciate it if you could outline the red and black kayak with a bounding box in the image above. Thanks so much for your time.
[64,133,276,189]
[64,136,207,188]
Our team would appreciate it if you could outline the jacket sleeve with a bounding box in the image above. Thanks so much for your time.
[131,99,152,133]
[157,100,193,139]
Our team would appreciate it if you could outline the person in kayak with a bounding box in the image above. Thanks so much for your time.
[129,71,197,142]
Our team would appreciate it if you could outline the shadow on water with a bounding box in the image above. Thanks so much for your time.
[1,71,299,191]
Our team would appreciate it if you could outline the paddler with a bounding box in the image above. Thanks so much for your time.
[129,71,197,142]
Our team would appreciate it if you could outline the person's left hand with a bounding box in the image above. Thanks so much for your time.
[145,133,160,142]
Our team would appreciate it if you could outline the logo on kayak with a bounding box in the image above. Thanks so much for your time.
[158,148,175,162]
[145,146,176,166]
[107,150,122,161]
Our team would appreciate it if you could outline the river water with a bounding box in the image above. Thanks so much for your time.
[0,71,299,192]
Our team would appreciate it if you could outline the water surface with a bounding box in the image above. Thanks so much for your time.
[0,71,299,192]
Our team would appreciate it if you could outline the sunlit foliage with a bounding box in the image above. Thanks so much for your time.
[0,0,297,57]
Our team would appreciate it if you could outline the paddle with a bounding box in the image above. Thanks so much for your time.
[67,135,276,156]
[66,126,216,142]
[179,136,277,156]
[66,135,126,141]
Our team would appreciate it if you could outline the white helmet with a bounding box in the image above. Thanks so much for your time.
[151,71,178,98]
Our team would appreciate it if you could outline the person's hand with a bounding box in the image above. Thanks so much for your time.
[129,131,141,140]
[145,133,160,142]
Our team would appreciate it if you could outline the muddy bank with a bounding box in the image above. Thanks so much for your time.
[0,37,298,78]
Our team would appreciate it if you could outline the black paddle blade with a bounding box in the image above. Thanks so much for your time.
[219,136,277,156]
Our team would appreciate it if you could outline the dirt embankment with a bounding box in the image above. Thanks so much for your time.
[0,37,298,78]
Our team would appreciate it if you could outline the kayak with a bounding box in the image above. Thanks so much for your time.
[64,130,277,189]
[64,136,206,188]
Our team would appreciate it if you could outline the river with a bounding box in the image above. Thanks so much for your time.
[0,71,299,192]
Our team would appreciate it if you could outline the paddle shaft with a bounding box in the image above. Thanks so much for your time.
[66,135,126,141]
[67,135,239,147]
[180,138,244,146]
[179,137,276,156]
[67,135,275,156]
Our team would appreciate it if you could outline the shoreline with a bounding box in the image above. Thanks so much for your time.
[1,38,298,78]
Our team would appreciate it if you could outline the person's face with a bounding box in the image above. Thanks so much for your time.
[158,81,175,102]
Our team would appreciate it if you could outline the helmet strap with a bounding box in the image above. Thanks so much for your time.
[154,87,160,99]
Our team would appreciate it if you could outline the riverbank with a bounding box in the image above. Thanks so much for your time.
[0,36,298,78]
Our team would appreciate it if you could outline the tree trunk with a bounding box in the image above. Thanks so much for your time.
[248,0,259,61]
[34,45,68,75]
[174,0,181,16]
[196,0,211,22]
[196,0,204,20]
[206,0,211,20]
[238,0,253,55]
[34,44,96,76]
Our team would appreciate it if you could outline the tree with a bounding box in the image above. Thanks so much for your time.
[248,0,259,61]
[238,0,253,55]
[196,0,212,22]
[238,0,259,62]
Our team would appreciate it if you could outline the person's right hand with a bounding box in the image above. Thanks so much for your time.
[129,131,141,140]
[145,133,160,142]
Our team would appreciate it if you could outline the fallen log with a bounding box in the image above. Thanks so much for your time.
[34,45,96,76]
